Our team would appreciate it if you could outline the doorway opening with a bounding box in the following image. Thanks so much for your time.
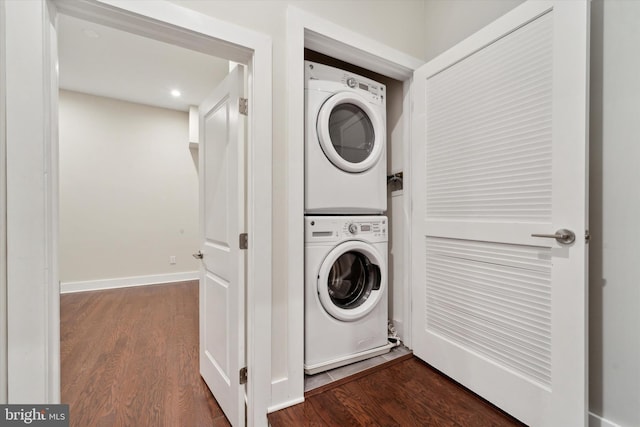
[56,13,227,293]
[3,0,272,424]
[56,13,229,424]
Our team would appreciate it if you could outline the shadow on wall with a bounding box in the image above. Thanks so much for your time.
[190,146,199,174]
[588,0,604,416]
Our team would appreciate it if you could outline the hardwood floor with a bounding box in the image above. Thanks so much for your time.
[63,281,523,427]
[269,357,525,427]
[60,281,230,427]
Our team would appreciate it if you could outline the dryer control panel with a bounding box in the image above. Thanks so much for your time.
[340,74,384,100]
[304,60,386,102]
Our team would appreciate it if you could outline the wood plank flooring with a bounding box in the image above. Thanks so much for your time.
[63,281,524,427]
[269,357,525,427]
[60,281,229,427]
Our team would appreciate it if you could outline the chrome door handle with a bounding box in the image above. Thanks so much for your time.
[531,229,575,244]
[192,250,204,259]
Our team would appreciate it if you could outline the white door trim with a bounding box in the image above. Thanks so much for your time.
[4,0,59,403]
[5,0,272,424]
[0,0,8,405]
[280,5,422,410]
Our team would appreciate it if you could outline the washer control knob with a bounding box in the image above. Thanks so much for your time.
[348,223,358,234]
[346,77,357,88]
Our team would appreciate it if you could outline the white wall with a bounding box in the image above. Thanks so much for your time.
[169,0,428,388]
[422,0,525,60]
[589,1,640,426]
[423,1,640,426]
[386,76,406,339]
[58,90,199,287]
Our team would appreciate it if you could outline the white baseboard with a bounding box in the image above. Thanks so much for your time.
[268,396,304,414]
[60,271,199,294]
[269,376,305,413]
[590,412,622,427]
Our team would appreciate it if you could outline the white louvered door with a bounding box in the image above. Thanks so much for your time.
[411,1,589,426]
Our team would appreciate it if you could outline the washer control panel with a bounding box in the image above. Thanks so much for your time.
[343,219,386,238]
[305,216,387,243]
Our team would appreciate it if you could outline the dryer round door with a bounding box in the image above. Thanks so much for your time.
[316,91,384,173]
[317,240,386,322]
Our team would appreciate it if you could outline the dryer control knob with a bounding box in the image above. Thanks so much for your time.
[346,77,357,88]
[348,223,358,234]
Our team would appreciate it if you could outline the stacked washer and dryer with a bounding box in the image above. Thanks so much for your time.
[304,61,393,375]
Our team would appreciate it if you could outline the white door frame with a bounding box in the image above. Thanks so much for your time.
[0,0,7,405]
[3,0,272,424]
[3,0,60,404]
[279,6,422,409]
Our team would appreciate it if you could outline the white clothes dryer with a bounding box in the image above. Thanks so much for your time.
[305,61,387,214]
[304,216,392,375]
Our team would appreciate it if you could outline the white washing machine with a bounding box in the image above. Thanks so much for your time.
[305,61,387,214]
[304,216,392,375]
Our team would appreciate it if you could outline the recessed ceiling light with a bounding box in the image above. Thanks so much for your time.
[171,89,181,97]
[82,28,100,39]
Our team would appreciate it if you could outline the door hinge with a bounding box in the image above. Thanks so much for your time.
[239,233,248,250]
[239,98,248,116]
[239,367,248,384]
[585,230,591,243]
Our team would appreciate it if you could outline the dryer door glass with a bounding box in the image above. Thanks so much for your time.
[328,104,375,164]
[317,91,384,173]
[327,250,381,309]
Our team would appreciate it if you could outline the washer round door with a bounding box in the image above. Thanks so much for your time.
[317,241,386,322]
[316,91,384,173]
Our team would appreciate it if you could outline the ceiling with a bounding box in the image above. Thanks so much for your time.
[57,14,230,112]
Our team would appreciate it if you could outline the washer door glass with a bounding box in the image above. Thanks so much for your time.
[328,104,375,164]
[327,250,380,309]
[317,241,386,322]
[317,91,384,173]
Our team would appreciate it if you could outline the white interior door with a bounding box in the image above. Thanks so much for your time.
[411,1,589,426]
[198,65,246,427]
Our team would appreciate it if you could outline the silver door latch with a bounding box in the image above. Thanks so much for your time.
[531,229,575,244]
[192,250,204,259]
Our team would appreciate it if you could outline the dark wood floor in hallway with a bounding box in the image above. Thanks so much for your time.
[270,357,524,427]
[60,281,230,427]
[62,281,523,427]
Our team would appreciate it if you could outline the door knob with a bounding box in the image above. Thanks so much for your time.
[531,229,575,244]
[192,250,204,259]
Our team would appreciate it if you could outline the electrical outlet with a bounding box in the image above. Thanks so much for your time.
[169,256,176,265]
